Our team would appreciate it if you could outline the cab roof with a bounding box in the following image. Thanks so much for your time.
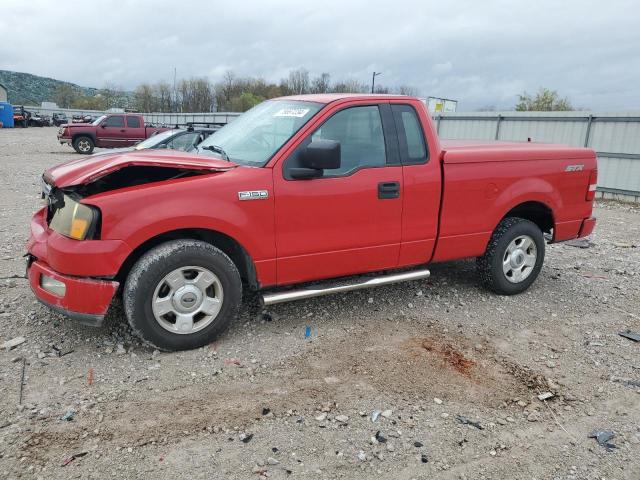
[275,93,417,104]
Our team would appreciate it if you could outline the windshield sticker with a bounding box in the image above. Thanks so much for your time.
[274,108,310,118]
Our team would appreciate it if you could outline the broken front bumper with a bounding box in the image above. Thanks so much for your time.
[28,259,118,326]
[26,207,124,326]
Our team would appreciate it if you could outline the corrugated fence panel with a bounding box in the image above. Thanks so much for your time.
[498,119,587,145]
[438,119,496,139]
[589,120,640,154]
[598,156,640,193]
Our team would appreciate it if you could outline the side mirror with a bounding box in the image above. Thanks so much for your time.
[290,139,341,179]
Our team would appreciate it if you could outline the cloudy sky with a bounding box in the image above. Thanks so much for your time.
[1,0,638,110]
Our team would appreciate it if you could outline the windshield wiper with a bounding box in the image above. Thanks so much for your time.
[200,144,230,161]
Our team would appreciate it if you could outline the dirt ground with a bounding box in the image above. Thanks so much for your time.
[0,127,638,479]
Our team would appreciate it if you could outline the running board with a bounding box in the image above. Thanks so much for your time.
[261,269,430,306]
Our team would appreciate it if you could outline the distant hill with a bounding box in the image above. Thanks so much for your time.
[0,70,101,106]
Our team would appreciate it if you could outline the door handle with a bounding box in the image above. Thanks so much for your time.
[120,129,125,132]
[378,181,400,199]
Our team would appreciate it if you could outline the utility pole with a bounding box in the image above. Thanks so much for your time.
[173,67,177,112]
[371,71,382,94]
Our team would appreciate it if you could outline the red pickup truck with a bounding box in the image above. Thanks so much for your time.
[57,113,168,154]
[29,94,597,351]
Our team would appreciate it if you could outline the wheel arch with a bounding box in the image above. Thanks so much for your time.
[499,201,555,236]
[71,132,96,145]
[116,228,258,290]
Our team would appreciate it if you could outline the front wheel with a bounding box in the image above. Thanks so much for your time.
[477,217,545,295]
[123,240,242,351]
[73,136,94,154]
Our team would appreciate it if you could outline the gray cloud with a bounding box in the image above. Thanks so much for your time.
[1,0,638,110]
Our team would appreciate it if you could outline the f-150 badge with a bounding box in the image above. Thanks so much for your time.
[238,190,269,200]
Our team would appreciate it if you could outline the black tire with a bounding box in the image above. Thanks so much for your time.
[123,240,242,351]
[477,217,545,295]
[73,136,94,154]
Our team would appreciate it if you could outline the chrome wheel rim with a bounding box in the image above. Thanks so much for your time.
[502,235,537,283]
[78,140,91,152]
[151,266,223,334]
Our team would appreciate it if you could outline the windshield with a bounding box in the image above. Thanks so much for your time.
[91,115,106,125]
[197,100,322,166]
[134,129,180,150]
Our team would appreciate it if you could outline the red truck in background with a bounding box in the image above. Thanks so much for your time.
[29,94,597,351]
[57,113,169,154]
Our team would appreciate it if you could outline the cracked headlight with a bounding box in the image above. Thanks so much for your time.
[49,194,99,240]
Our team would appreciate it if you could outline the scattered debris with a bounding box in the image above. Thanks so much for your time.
[61,451,88,467]
[612,241,634,248]
[60,409,77,422]
[261,312,273,322]
[357,451,368,462]
[588,430,616,451]
[564,238,593,248]
[381,409,393,419]
[612,378,640,388]
[371,410,381,422]
[335,414,349,423]
[224,358,242,366]
[413,441,423,448]
[582,273,608,280]
[262,407,271,416]
[455,415,484,430]
[240,433,254,443]
[52,345,74,357]
[2,336,26,350]
[421,454,429,463]
[375,431,387,443]
[267,457,279,465]
[18,358,26,405]
[433,397,443,405]
[315,413,327,422]
[537,392,555,401]
[305,326,311,338]
[87,368,94,386]
[619,330,640,342]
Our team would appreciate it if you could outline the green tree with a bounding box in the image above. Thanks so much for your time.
[515,88,573,111]
[71,95,107,110]
[230,92,264,112]
[53,84,80,108]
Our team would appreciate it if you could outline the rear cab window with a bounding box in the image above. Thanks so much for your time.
[126,116,141,128]
[391,104,428,164]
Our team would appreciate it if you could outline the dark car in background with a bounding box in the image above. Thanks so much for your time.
[29,113,51,127]
[52,113,68,126]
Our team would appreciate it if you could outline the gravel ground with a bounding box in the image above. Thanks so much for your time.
[0,127,639,479]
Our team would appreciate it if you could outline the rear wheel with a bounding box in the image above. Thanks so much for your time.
[73,136,94,154]
[477,217,545,295]
[123,240,242,351]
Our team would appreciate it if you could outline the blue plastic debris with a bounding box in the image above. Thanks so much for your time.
[305,326,311,338]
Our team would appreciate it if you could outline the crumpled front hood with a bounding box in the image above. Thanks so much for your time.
[44,149,236,187]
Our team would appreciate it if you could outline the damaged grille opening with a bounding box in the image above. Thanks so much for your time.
[72,166,210,197]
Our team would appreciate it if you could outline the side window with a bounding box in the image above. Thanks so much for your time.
[103,116,124,128]
[167,132,199,151]
[126,116,141,128]
[311,105,386,176]
[391,104,428,164]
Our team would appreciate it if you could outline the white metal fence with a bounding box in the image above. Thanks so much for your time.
[24,105,640,202]
[435,111,640,202]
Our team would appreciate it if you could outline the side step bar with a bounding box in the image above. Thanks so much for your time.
[261,269,430,306]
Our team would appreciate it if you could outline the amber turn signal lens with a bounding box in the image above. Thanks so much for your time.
[69,218,89,240]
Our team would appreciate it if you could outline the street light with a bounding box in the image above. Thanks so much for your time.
[371,71,382,94]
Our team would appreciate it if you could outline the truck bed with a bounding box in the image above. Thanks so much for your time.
[440,139,594,163]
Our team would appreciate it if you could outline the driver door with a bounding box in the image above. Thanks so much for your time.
[273,103,402,285]
[97,115,126,147]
